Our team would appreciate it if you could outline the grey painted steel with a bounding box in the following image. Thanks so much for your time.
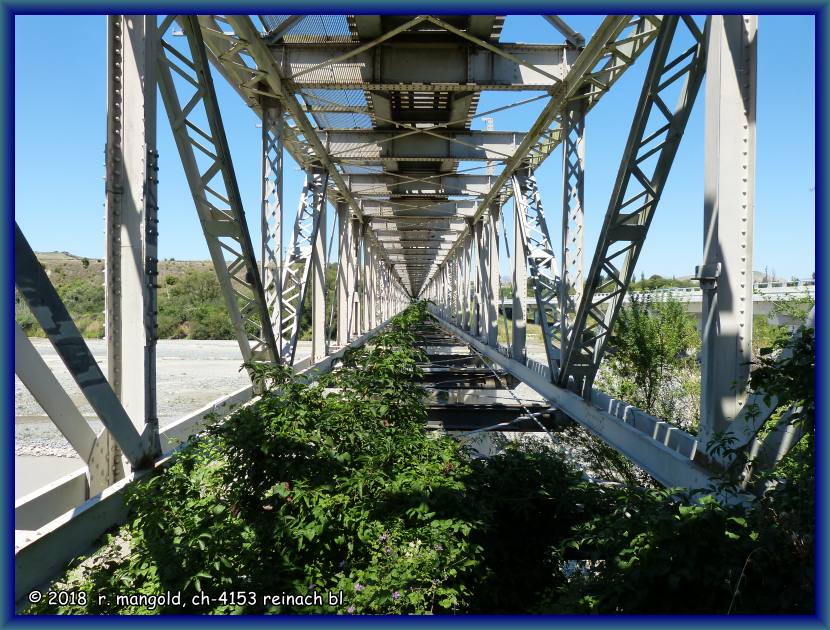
[543,15,586,47]
[322,130,525,162]
[14,325,98,464]
[429,310,717,490]
[15,468,88,533]
[273,42,575,90]
[420,16,661,293]
[156,16,279,368]
[511,198,528,362]
[560,98,586,349]
[344,174,499,197]
[336,203,351,346]
[105,15,161,481]
[15,224,147,468]
[312,199,327,363]
[281,169,329,364]
[558,16,708,396]
[512,169,562,376]
[262,101,285,352]
[220,16,407,291]
[698,16,758,449]
[479,208,501,346]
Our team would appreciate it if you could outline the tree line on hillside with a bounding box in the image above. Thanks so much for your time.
[15,265,342,341]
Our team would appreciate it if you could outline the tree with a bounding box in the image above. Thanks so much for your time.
[606,296,699,421]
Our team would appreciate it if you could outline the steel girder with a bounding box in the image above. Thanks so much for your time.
[322,129,526,163]
[698,16,758,450]
[420,15,661,293]
[560,98,586,348]
[557,16,708,396]
[344,174,499,197]
[104,15,161,484]
[156,16,279,368]
[272,42,575,90]
[215,16,407,291]
[281,169,330,363]
[512,169,563,375]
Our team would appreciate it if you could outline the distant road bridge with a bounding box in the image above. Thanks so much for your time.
[505,279,816,325]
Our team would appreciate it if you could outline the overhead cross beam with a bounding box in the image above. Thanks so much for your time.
[273,42,576,90]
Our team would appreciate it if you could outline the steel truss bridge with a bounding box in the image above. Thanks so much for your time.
[13,14,809,602]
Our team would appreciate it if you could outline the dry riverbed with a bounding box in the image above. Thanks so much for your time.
[14,339,311,499]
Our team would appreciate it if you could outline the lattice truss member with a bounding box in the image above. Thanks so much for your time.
[156,15,279,368]
[558,16,707,395]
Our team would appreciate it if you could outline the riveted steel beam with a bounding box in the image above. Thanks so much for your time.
[272,42,575,90]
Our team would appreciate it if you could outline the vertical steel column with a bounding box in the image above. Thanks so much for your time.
[485,206,501,346]
[105,15,161,481]
[461,233,472,331]
[513,168,563,378]
[348,219,361,338]
[561,98,586,346]
[356,223,369,335]
[336,202,350,346]
[262,99,284,346]
[374,254,382,326]
[442,265,449,318]
[472,220,484,337]
[698,16,757,449]
[512,198,528,363]
[367,246,376,330]
[453,250,463,324]
[278,168,328,363]
[311,184,328,362]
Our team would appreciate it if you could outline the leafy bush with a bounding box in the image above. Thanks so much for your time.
[27,303,813,615]
[607,296,699,415]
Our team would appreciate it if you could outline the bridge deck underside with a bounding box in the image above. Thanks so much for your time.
[250,14,561,296]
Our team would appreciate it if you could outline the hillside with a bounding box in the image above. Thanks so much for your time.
[16,253,337,340]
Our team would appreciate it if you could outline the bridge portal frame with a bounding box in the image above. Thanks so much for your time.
[14,13,805,607]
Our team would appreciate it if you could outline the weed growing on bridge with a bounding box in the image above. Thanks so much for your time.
[605,295,700,427]
[26,303,814,615]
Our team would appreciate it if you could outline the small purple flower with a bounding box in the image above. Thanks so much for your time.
[434,543,444,552]
[354,582,364,592]
[392,591,400,600]
[384,545,392,554]
[338,560,347,569]
[379,532,388,542]
[347,606,355,613]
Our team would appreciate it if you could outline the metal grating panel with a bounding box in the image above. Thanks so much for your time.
[261,15,355,42]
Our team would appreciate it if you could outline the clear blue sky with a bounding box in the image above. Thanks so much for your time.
[14,14,816,282]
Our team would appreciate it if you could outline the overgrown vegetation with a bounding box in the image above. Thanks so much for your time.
[601,295,701,432]
[27,301,813,615]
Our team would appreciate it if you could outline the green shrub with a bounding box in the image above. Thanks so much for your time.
[26,303,813,615]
